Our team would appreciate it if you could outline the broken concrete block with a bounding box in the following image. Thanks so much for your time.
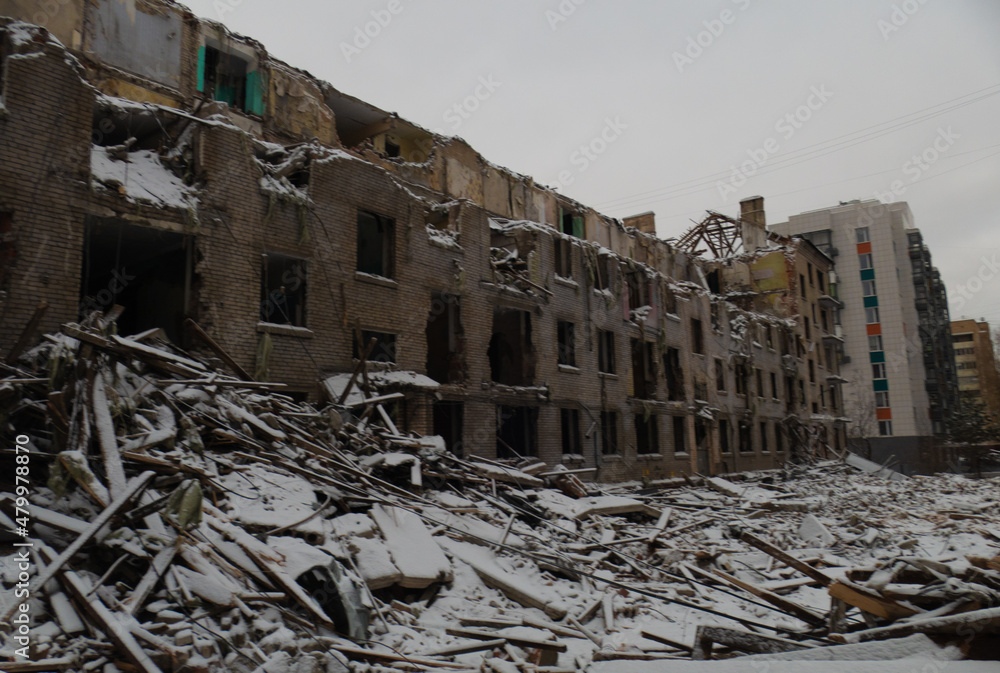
[798,514,835,547]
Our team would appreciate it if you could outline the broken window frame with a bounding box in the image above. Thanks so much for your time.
[738,422,753,454]
[559,206,584,238]
[557,320,576,367]
[691,319,704,354]
[356,209,396,279]
[489,307,534,386]
[760,422,769,453]
[631,338,657,400]
[554,237,573,279]
[260,252,308,327]
[497,405,538,458]
[664,347,684,402]
[715,358,726,392]
[561,408,582,455]
[426,292,465,384]
[197,41,266,116]
[719,419,731,454]
[592,253,611,291]
[598,329,616,374]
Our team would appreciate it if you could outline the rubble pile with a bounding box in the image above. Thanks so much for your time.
[1,321,999,672]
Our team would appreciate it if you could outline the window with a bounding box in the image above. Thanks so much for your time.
[872,363,887,379]
[808,263,814,286]
[756,368,764,398]
[710,303,721,331]
[691,319,704,354]
[718,419,731,454]
[865,307,880,324]
[497,406,538,458]
[760,422,769,453]
[598,330,615,374]
[557,321,576,367]
[664,347,684,401]
[775,425,785,453]
[355,330,397,364]
[766,326,774,350]
[662,285,677,315]
[856,227,870,243]
[601,411,619,455]
[739,422,753,453]
[735,363,748,396]
[561,408,581,455]
[198,44,265,115]
[560,207,584,238]
[631,339,657,399]
[0,211,14,290]
[862,279,877,296]
[426,292,465,384]
[869,335,884,351]
[878,420,893,436]
[800,274,807,298]
[875,391,890,407]
[770,372,779,400]
[625,271,649,311]
[673,416,686,454]
[357,210,395,278]
[859,253,873,270]
[808,359,815,383]
[489,308,534,386]
[635,414,659,454]
[260,253,307,326]
[715,358,727,391]
[593,254,611,291]
[554,237,573,278]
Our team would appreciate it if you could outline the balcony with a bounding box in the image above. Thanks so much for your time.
[827,374,848,385]
[822,331,844,346]
[818,294,842,309]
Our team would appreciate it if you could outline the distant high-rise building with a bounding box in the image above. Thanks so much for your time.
[951,319,1000,422]
[771,200,958,474]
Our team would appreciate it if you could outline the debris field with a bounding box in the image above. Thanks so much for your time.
[1,319,998,672]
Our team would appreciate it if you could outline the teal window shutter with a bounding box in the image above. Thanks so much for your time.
[572,216,584,239]
[873,379,889,392]
[864,295,879,308]
[860,268,876,281]
[246,70,266,116]
[870,351,885,364]
[197,46,206,92]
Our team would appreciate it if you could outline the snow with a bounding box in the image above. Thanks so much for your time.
[370,505,453,588]
[426,224,462,249]
[322,370,441,405]
[90,146,199,211]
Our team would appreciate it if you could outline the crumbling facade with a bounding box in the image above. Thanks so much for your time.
[0,3,843,480]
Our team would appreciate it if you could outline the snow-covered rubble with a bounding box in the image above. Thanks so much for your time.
[0,320,998,672]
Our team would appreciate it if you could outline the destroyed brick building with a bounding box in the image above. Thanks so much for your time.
[0,1,846,481]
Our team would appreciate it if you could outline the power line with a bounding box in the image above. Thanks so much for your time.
[594,84,1000,213]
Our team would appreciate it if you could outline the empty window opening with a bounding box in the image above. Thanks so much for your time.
[198,43,265,115]
[559,207,584,238]
[497,405,538,459]
[672,416,686,454]
[710,303,721,331]
[593,253,611,291]
[695,418,709,472]
[561,408,582,455]
[739,422,753,454]
[425,202,459,234]
[554,237,573,279]
[635,414,659,454]
[760,422,769,453]
[706,269,721,295]
[631,339,657,400]
[557,320,576,367]
[625,270,649,312]
[715,358,726,392]
[692,319,704,354]
[81,218,193,343]
[426,292,465,383]
[663,285,677,315]
[384,139,401,158]
[598,330,615,374]
[664,348,684,401]
[771,372,779,399]
[261,252,307,327]
[433,401,464,457]
[0,30,9,101]
[357,210,395,278]
[808,359,816,383]
[719,419,731,454]
[776,425,785,452]
[355,330,397,364]
[601,411,619,455]
[755,368,764,398]
[488,307,534,386]
[735,363,749,396]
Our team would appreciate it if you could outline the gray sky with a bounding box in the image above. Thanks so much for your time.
[183,0,1000,326]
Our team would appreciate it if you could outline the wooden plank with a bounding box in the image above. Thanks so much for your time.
[828,580,918,620]
[646,507,673,544]
[336,337,376,405]
[1,471,155,623]
[91,374,128,500]
[445,628,568,652]
[427,638,506,657]
[121,544,178,615]
[692,625,809,660]
[701,566,825,626]
[835,606,1000,643]
[184,318,252,380]
[640,629,693,652]
[330,644,468,669]
[1,659,74,672]
[741,531,833,586]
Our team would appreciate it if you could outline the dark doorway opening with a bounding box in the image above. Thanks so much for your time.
[433,401,464,457]
[497,405,538,459]
[488,307,534,386]
[81,218,192,343]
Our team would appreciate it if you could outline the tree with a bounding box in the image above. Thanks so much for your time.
[948,399,1000,477]
[847,392,878,460]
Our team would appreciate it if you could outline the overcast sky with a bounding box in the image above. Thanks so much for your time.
[181,0,1000,325]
